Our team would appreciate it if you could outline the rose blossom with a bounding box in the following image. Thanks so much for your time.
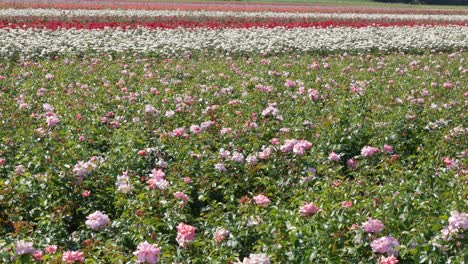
[174,191,189,202]
[62,251,85,263]
[45,245,57,254]
[183,177,193,184]
[361,218,385,233]
[347,158,357,170]
[176,223,196,247]
[15,241,35,255]
[380,256,399,264]
[32,250,43,260]
[231,151,244,163]
[328,152,341,162]
[448,211,468,231]
[258,147,272,160]
[246,154,258,165]
[190,125,201,134]
[253,194,271,207]
[443,82,453,89]
[219,148,230,159]
[361,146,380,157]
[443,157,458,170]
[383,144,394,154]
[147,168,169,190]
[299,202,321,216]
[214,163,227,172]
[46,114,60,127]
[133,241,161,264]
[370,236,400,254]
[85,211,110,230]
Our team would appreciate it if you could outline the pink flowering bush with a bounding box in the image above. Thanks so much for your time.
[0,45,466,263]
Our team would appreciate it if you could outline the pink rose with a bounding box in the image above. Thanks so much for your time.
[45,245,57,254]
[361,218,385,233]
[62,251,85,263]
[133,241,161,264]
[347,158,357,170]
[328,152,341,162]
[371,236,399,254]
[361,146,380,157]
[176,223,196,247]
[32,250,43,261]
[253,194,271,207]
[85,211,110,230]
[380,256,399,264]
[443,82,453,89]
[383,144,394,154]
[299,202,321,216]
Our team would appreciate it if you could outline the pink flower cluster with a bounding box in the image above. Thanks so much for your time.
[253,194,271,207]
[328,152,341,162]
[174,191,189,207]
[441,210,467,240]
[147,168,170,190]
[15,240,35,255]
[45,245,57,254]
[261,103,282,120]
[45,113,60,127]
[370,236,400,255]
[280,139,312,156]
[442,157,458,170]
[85,211,110,230]
[361,218,385,233]
[361,146,381,157]
[72,156,100,179]
[299,202,321,216]
[176,222,196,247]
[62,251,85,263]
[133,241,161,264]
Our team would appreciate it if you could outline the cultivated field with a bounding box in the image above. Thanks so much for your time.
[0,1,466,263]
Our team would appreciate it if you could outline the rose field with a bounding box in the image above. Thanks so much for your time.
[0,1,467,263]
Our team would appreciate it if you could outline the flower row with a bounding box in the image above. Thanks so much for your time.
[1,20,465,30]
[1,1,466,15]
[0,26,466,57]
[1,8,467,22]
